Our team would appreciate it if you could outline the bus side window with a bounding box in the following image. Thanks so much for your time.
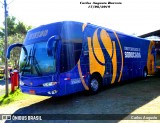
[60,22,83,73]
[60,43,75,73]
[74,43,82,65]
[60,42,82,73]
[60,44,68,72]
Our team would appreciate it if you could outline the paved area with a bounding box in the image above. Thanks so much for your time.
[0,76,160,123]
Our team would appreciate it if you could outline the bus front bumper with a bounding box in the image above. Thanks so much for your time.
[20,85,60,96]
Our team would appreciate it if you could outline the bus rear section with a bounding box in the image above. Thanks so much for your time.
[84,24,155,87]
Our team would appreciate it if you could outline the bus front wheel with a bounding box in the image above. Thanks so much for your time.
[89,75,101,94]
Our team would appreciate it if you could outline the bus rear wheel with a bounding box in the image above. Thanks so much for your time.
[143,68,148,78]
[89,75,101,94]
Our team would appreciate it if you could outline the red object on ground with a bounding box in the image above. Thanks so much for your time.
[10,70,19,92]
[13,70,19,86]
[10,72,15,92]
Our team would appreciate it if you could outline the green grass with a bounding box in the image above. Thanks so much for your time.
[0,89,30,106]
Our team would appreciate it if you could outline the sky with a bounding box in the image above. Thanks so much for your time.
[0,0,160,36]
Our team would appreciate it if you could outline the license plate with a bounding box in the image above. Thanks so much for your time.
[29,90,35,94]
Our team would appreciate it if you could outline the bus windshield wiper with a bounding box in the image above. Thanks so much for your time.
[32,47,42,76]
[22,47,42,76]
[21,48,31,76]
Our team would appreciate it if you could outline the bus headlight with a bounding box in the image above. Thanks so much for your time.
[20,81,24,86]
[43,82,57,87]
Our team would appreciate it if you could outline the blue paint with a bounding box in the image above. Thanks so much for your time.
[6,21,156,97]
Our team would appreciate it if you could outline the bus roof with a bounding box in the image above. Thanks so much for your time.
[24,21,152,45]
[24,21,83,45]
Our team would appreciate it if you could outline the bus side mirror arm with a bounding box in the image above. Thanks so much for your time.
[47,35,60,56]
[6,43,26,59]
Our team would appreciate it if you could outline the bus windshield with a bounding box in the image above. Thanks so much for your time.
[19,41,56,76]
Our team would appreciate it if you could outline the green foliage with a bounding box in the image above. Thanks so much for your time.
[0,16,16,37]
[8,34,25,68]
[16,22,27,34]
[0,27,4,38]
[0,16,32,68]
[7,16,17,36]
[0,89,31,106]
[0,16,31,37]
[0,34,25,68]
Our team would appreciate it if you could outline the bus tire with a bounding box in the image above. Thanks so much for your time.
[143,68,148,79]
[89,74,101,94]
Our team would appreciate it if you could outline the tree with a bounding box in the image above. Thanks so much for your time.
[0,16,16,37]
[0,16,32,37]
[0,27,4,38]
[7,16,17,36]
[8,34,25,69]
[0,34,25,69]
[0,16,32,68]
[15,22,27,34]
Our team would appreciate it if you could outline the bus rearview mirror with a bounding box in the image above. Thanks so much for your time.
[6,43,25,59]
[47,35,60,56]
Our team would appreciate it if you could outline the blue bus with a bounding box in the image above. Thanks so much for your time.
[7,21,156,96]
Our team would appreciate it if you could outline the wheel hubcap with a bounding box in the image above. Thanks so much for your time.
[144,71,147,77]
[91,79,99,92]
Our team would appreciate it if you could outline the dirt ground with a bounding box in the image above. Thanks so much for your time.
[0,76,160,123]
